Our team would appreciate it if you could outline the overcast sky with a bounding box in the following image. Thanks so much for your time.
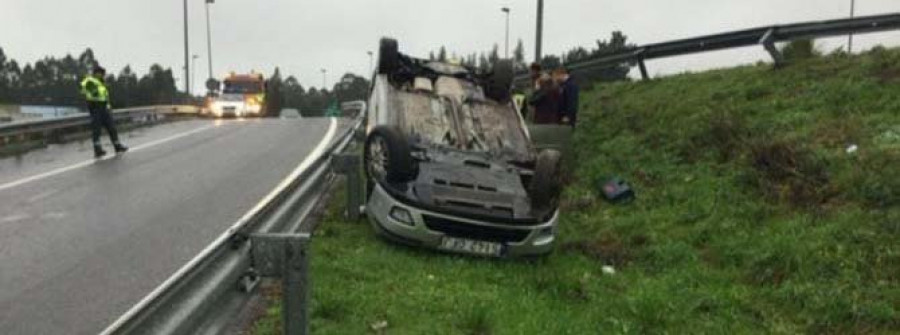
[2,0,899,92]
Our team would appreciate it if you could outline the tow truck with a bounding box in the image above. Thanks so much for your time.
[207,72,267,118]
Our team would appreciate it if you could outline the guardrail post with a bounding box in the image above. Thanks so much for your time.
[331,153,363,221]
[251,233,311,335]
[760,28,785,68]
[637,58,650,81]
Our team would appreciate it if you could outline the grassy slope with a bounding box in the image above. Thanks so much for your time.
[254,49,900,334]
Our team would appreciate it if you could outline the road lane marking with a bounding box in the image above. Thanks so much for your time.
[0,124,217,193]
[99,118,338,335]
[0,214,31,224]
[27,189,60,203]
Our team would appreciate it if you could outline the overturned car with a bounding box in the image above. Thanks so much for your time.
[362,38,563,257]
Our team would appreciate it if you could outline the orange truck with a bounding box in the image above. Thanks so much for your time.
[207,72,267,117]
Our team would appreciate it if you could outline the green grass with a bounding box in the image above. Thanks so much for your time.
[253,48,900,334]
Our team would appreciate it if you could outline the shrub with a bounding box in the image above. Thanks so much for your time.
[781,39,821,62]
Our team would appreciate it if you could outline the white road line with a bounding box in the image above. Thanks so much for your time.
[99,118,338,335]
[0,124,216,193]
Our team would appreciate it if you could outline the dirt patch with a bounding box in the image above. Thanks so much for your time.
[811,117,864,148]
[874,68,900,84]
[683,111,751,163]
[563,234,640,267]
[749,140,831,207]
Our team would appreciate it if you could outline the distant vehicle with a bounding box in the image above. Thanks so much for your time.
[340,100,366,118]
[362,38,563,258]
[279,108,302,119]
[207,73,266,118]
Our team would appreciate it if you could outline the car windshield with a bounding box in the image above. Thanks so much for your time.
[223,80,263,94]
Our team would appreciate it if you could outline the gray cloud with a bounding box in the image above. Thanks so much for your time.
[2,0,898,90]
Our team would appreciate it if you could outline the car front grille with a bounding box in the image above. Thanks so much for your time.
[423,215,530,243]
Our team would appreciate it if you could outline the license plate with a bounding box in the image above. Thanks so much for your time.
[439,237,504,257]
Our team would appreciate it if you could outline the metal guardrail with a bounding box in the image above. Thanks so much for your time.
[0,105,200,142]
[517,12,900,82]
[99,116,363,335]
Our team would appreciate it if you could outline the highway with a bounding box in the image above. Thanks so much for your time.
[0,118,337,335]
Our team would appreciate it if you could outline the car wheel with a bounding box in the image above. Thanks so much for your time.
[365,126,416,184]
[529,149,563,212]
[378,38,400,75]
[485,59,514,103]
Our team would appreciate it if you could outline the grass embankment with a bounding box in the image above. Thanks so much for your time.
[254,48,900,334]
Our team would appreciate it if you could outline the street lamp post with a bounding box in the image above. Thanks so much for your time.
[321,69,328,90]
[535,0,544,64]
[183,0,190,96]
[191,54,199,94]
[205,0,215,82]
[502,7,511,59]
[848,0,856,53]
[367,51,374,75]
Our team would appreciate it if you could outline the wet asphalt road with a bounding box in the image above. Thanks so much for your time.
[0,118,335,335]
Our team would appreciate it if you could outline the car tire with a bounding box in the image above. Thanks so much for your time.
[378,38,400,75]
[485,59,514,103]
[529,149,563,212]
[365,126,417,184]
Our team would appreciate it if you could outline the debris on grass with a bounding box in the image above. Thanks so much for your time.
[369,320,389,333]
[602,266,617,275]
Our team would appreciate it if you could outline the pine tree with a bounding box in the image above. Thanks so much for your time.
[513,39,526,69]
[438,46,447,62]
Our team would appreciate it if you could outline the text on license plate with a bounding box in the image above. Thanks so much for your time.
[439,237,504,257]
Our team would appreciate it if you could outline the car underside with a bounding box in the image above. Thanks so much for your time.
[363,38,562,257]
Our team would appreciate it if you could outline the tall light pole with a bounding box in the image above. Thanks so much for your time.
[367,51,374,75]
[502,7,511,59]
[205,0,215,82]
[535,0,544,64]
[320,68,328,90]
[183,0,190,96]
[191,54,199,94]
[848,0,856,53]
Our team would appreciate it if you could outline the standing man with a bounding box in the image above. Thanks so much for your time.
[80,66,127,158]
[554,67,579,127]
[529,73,561,124]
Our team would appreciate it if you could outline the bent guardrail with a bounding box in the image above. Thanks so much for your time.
[517,12,900,83]
[99,116,362,335]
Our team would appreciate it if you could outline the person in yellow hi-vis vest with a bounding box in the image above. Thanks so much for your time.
[80,66,127,158]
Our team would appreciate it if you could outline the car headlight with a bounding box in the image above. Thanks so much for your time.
[389,207,414,226]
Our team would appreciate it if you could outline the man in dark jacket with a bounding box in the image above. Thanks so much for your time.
[554,67,579,127]
[529,73,561,124]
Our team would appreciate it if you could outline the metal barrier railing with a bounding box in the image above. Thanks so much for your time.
[516,12,900,83]
[0,105,200,149]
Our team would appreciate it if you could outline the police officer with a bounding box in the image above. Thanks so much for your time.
[81,66,127,158]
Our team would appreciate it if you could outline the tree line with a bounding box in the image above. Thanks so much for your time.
[1,31,634,112]
[0,47,185,108]
[427,31,637,89]
[264,68,370,117]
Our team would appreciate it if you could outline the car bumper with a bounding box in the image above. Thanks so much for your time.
[210,105,262,117]
[366,184,558,257]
